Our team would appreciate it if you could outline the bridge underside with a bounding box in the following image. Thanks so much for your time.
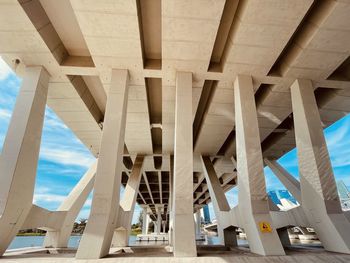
[1,0,350,260]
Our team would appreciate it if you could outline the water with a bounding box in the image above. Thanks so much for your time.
[8,236,147,250]
[8,236,81,250]
[7,235,319,251]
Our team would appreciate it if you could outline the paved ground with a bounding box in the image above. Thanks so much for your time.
[1,245,350,262]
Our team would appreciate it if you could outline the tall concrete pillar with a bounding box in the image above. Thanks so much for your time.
[152,221,157,234]
[156,207,162,235]
[172,72,196,257]
[0,66,49,256]
[234,75,285,255]
[194,210,201,236]
[44,161,97,248]
[264,159,301,203]
[291,79,350,254]
[162,221,166,234]
[76,69,129,259]
[142,207,148,235]
[168,155,174,245]
[111,155,144,247]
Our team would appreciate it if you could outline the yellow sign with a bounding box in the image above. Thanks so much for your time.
[259,221,272,233]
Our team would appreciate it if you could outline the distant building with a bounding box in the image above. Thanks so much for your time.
[268,191,281,206]
[278,189,297,204]
[203,205,211,224]
[268,190,298,206]
[337,180,350,199]
[337,180,350,211]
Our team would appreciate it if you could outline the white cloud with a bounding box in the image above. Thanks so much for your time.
[0,109,11,120]
[33,193,66,204]
[0,57,13,81]
[83,197,92,207]
[77,207,91,220]
[39,146,95,168]
[44,108,68,130]
[44,117,68,130]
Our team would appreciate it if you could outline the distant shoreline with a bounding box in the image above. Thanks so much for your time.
[16,231,142,237]
[16,233,83,237]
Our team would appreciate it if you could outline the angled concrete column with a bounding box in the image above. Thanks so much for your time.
[0,66,49,256]
[291,79,350,254]
[234,75,285,256]
[201,156,237,247]
[142,206,149,235]
[112,155,144,247]
[76,69,129,259]
[194,210,201,236]
[172,72,196,257]
[264,159,301,203]
[44,160,97,248]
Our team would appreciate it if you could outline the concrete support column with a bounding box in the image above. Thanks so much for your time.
[195,210,201,236]
[142,207,148,235]
[162,221,166,234]
[76,69,129,259]
[156,207,162,235]
[111,155,144,247]
[152,221,156,234]
[291,79,350,253]
[0,66,49,256]
[168,155,174,245]
[146,215,150,234]
[172,72,196,257]
[44,160,97,248]
[264,159,301,203]
[234,75,285,256]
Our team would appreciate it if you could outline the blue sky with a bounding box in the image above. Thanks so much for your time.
[0,57,349,223]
